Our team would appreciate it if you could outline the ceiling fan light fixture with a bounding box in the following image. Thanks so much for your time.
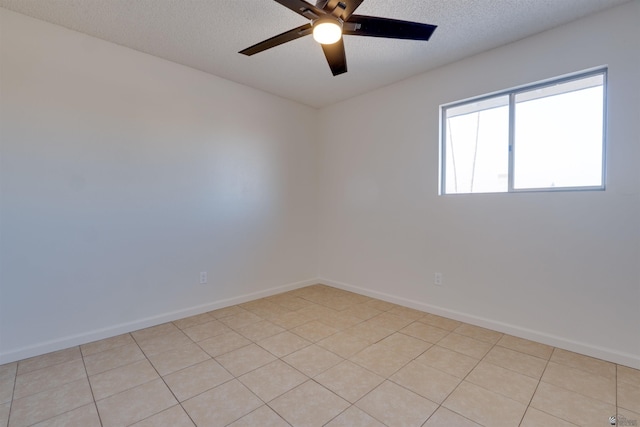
[239,0,438,77]
[312,17,343,45]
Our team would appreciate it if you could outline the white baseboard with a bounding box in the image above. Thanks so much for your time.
[4,276,638,370]
[319,277,640,370]
[0,278,319,364]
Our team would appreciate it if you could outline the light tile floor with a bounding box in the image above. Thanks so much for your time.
[1,284,639,427]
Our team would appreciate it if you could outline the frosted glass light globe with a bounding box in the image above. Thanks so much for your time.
[313,19,342,44]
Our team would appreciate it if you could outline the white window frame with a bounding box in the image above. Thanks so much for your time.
[439,68,608,195]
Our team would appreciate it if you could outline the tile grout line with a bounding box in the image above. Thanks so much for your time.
[545,349,620,413]
[615,363,618,422]
[525,348,592,426]
[80,345,104,427]
[237,315,338,417]
[516,346,553,427]
[169,308,317,425]
[253,296,416,426]
[132,326,204,427]
[423,330,498,427]
[220,300,316,426]
[387,328,459,425]
[6,361,17,427]
[316,317,455,426]
[7,348,90,427]
[299,310,474,426]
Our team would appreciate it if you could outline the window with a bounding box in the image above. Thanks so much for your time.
[440,69,606,194]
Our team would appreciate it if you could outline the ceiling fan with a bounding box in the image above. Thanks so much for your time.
[239,0,437,76]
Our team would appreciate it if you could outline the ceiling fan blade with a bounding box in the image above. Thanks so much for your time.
[319,0,364,20]
[239,24,312,56]
[273,0,325,19]
[345,15,437,41]
[321,38,347,76]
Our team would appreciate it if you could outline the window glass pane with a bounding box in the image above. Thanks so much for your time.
[444,96,509,194]
[513,75,604,189]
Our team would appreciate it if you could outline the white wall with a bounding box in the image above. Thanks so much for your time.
[0,9,319,363]
[317,1,640,368]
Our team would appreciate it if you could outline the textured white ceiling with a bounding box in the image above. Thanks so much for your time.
[0,0,630,107]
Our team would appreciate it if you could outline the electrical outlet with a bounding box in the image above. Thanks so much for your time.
[434,272,443,286]
[200,271,208,284]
